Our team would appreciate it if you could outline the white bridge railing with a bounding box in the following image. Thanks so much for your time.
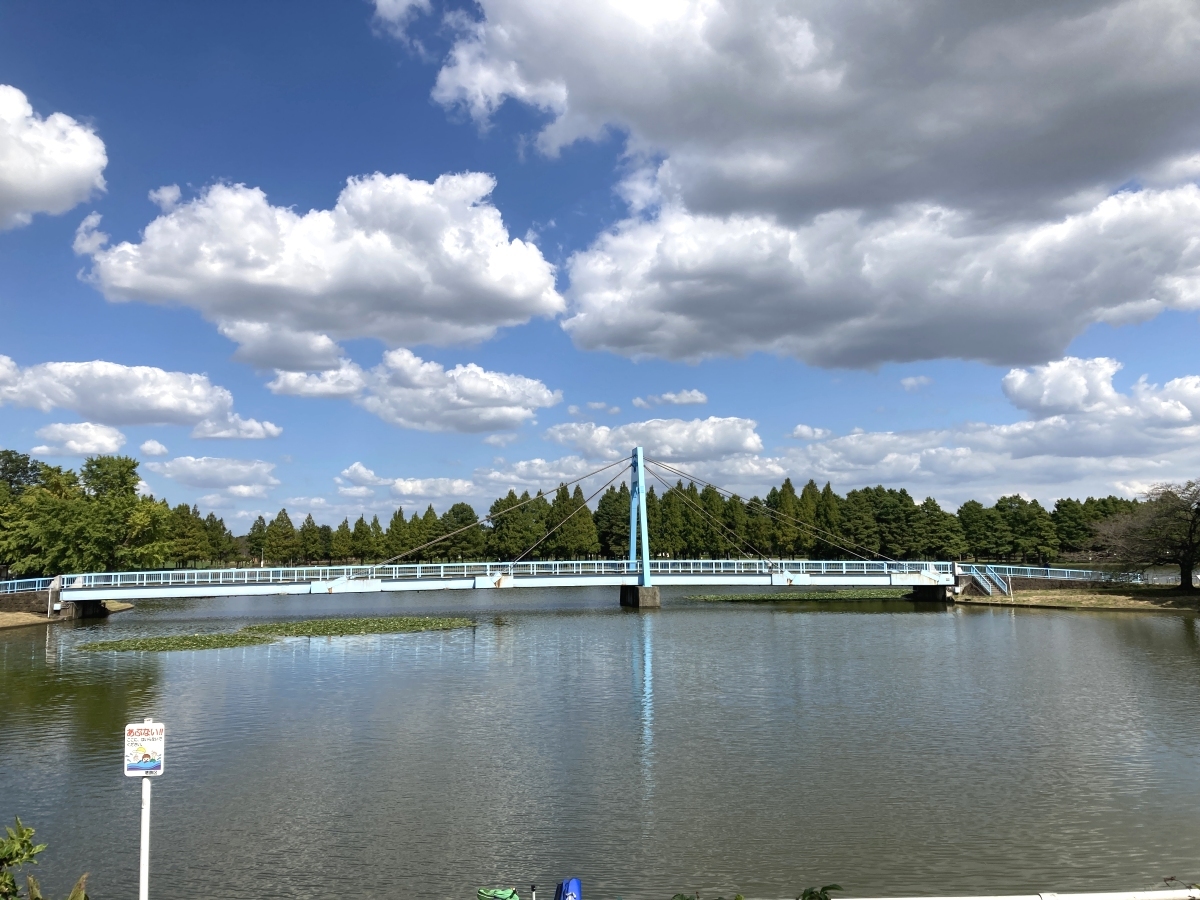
[0,559,1139,595]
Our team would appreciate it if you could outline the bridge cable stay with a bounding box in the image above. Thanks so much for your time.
[507,462,631,569]
[642,465,776,567]
[362,457,630,576]
[644,457,894,563]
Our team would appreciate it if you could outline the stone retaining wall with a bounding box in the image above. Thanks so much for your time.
[0,590,51,614]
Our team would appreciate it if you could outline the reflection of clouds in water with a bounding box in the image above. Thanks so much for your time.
[14,596,1200,898]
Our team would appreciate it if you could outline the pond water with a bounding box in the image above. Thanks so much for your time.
[3,589,1200,900]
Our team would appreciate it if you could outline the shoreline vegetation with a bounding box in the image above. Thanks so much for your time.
[76,615,475,652]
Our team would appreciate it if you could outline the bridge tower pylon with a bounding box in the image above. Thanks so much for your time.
[621,446,661,608]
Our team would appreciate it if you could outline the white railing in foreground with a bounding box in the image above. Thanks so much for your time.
[0,559,1141,595]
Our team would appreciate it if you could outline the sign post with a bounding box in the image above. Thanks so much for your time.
[124,718,164,900]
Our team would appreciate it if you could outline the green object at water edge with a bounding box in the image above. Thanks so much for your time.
[479,889,520,900]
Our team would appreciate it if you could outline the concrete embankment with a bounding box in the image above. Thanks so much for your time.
[0,591,134,629]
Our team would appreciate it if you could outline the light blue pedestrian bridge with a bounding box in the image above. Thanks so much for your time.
[0,447,1138,609]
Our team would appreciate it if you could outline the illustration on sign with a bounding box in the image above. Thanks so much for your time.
[124,722,165,776]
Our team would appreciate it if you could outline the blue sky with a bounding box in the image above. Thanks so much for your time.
[2,0,1200,528]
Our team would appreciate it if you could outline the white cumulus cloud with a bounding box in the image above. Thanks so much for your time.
[31,422,125,456]
[563,188,1200,366]
[416,0,1200,367]
[546,416,763,461]
[139,439,169,457]
[0,355,279,438]
[147,456,280,499]
[0,84,106,230]
[901,376,932,392]
[77,172,564,369]
[633,389,707,408]
[270,349,560,432]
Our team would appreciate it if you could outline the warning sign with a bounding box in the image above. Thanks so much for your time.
[124,722,165,777]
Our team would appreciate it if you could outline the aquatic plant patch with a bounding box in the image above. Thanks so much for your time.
[77,632,275,652]
[688,588,912,602]
[243,616,475,637]
[77,616,476,652]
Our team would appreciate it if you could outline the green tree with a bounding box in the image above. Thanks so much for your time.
[350,515,375,563]
[369,515,385,561]
[203,512,238,563]
[839,490,880,558]
[723,494,751,556]
[813,483,843,557]
[796,479,821,556]
[384,508,409,559]
[767,480,801,556]
[1052,498,1093,552]
[488,490,545,560]
[318,524,334,561]
[420,505,443,560]
[593,484,631,558]
[0,451,42,502]
[246,516,268,564]
[656,483,687,559]
[440,503,485,559]
[745,496,776,557]
[562,485,600,558]
[263,509,299,564]
[0,457,169,575]
[298,514,323,563]
[699,484,727,557]
[169,504,212,566]
[913,497,968,560]
[331,519,354,561]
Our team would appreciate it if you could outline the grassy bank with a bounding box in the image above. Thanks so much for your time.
[960,585,1199,611]
[78,615,474,652]
[690,588,912,602]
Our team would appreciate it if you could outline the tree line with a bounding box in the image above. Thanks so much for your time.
[0,451,237,577]
[243,474,1139,568]
[0,448,1160,578]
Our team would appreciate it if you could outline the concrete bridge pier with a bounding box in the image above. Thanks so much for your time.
[912,584,950,602]
[620,585,661,608]
[63,599,109,619]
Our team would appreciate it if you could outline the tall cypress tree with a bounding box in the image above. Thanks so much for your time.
[593,484,631,558]
[263,509,299,564]
[385,507,409,559]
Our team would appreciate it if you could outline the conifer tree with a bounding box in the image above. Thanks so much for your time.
[488,490,544,559]
[351,515,374,563]
[699,484,727,557]
[331,518,354,561]
[385,507,409,559]
[441,503,485,560]
[723,494,750,556]
[246,515,267,564]
[264,509,299,564]
[592,484,631,558]
[299,513,323,563]
[369,515,385,562]
[418,505,442,560]
[813,483,842,556]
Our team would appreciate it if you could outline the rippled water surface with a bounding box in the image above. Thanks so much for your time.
[3,589,1200,900]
